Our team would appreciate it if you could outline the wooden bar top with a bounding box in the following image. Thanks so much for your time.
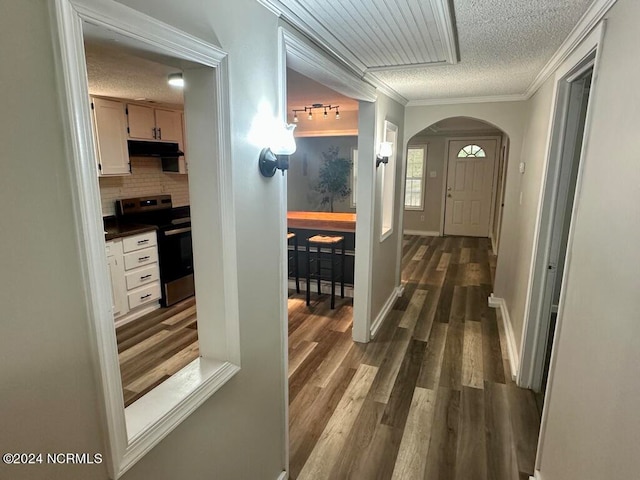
[287,211,356,232]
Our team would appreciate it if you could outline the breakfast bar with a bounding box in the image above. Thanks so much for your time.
[287,211,356,291]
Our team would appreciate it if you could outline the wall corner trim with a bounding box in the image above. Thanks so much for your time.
[277,471,288,480]
[488,294,519,381]
[370,286,402,339]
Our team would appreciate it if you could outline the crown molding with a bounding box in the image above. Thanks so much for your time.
[255,0,283,17]
[282,29,376,102]
[525,0,618,97]
[363,73,409,106]
[407,94,528,107]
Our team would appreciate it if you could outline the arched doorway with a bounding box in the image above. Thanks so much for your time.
[402,116,510,254]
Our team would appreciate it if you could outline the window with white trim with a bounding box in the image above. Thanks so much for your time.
[404,146,426,210]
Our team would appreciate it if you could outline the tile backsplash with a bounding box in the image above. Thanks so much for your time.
[99,157,190,216]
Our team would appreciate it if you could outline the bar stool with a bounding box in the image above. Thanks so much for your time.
[306,235,345,309]
[287,232,300,293]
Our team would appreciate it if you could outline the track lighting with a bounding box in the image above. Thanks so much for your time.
[292,103,341,122]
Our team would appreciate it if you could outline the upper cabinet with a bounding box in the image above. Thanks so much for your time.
[127,104,183,144]
[126,104,156,140]
[90,96,188,176]
[90,97,131,176]
[126,104,187,174]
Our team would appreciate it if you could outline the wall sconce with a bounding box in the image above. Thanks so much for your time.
[292,103,340,122]
[376,142,393,168]
[167,72,184,87]
[259,124,297,177]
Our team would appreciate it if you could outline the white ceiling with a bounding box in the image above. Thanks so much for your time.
[83,22,187,105]
[262,0,596,102]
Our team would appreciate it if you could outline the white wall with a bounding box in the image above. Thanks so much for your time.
[0,2,108,479]
[536,0,640,477]
[370,93,406,319]
[493,78,557,358]
[0,0,287,479]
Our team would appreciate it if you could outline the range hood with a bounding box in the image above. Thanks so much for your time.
[128,140,184,158]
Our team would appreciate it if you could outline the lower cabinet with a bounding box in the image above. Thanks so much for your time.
[106,230,161,323]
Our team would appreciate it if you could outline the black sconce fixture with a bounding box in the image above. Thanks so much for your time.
[376,142,393,168]
[258,124,297,177]
[259,148,289,177]
[292,103,340,123]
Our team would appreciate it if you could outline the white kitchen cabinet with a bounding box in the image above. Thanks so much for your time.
[105,240,128,317]
[90,97,130,176]
[126,103,156,140]
[107,230,161,324]
[127,104,183,143]
[155,109,183,143]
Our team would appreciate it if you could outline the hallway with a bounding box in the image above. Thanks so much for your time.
[288,235,542,480]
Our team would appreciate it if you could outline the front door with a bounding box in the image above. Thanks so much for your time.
[444,139,497,237]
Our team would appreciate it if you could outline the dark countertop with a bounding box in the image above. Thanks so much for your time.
[104,216,157,241]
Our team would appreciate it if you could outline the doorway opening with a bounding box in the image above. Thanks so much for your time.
[522,58,595,396]
[402,116,510,255]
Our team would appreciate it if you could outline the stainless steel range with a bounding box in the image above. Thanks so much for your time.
[116,195,194,306]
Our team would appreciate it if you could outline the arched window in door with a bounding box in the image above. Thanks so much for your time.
[457,144,486,158]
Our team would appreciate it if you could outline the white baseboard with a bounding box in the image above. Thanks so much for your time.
[277,471,288,480]
[404,229,440,237]
[488,294,519,381]
[288,279,354,298]
[370,286,402,339]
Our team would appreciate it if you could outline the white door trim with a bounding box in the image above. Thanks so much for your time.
[517,22,606,473]
[441,136,501,237]
[52,1,240,477]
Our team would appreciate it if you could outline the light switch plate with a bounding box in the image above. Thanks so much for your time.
[429,171,437,178]
[519,162,526,174]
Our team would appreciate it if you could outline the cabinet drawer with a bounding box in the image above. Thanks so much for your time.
[122,231,157,253]
[128,282,161,310]
[123,246,158,271]
[125,264,160,290]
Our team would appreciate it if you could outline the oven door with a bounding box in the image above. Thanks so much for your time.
[159,225,194,306]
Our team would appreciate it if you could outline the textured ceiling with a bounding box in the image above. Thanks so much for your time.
[83,23,185,105]
[372,0,594,100]
[270,0,595,102]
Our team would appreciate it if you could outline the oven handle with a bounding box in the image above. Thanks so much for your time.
[164,226,192,236]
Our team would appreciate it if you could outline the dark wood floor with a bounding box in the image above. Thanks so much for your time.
[288,235,542,480]
[116,297,199,407]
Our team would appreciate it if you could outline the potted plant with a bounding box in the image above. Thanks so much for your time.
[314,145,352,212]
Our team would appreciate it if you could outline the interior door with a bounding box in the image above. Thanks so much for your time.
[444,139,497,237]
